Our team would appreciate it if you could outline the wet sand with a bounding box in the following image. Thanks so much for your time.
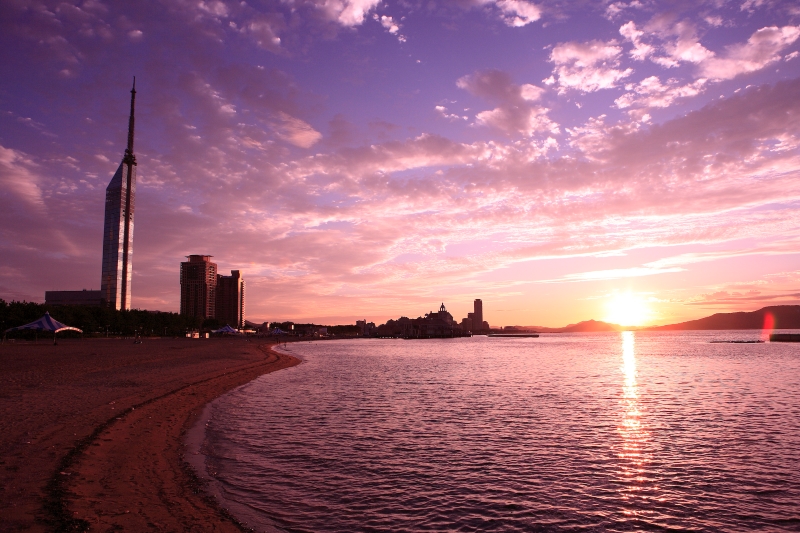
[0,337,299,532]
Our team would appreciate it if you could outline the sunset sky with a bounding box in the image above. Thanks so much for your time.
[1,0,799,327]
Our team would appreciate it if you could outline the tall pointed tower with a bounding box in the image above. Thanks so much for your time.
[101,78,137,310]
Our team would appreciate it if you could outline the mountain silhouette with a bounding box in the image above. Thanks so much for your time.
[645,305,799,331]
[525,305,798,332]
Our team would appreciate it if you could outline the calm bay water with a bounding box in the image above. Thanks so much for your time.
[198,332,800,532]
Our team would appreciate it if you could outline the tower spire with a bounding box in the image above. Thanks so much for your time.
[124,76,136,165]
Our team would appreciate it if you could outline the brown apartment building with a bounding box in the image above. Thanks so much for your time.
[180,255,245,327]
[180,255,217,319]
[216,270,245,328]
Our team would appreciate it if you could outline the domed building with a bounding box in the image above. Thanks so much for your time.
[427,303,456,325]
[372,303,470,338]
[410,303,465,338]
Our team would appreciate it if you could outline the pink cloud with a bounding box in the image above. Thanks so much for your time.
[246,16,283,51]
[629,19,799,82]
[313,0,381,26]
[273,112,322,148]
[457,69,556,136]
[547,40,633,93]
[495,0,541,27]
[0,145,45,211]
[196,0,230,18]
[699,25,800,80]
[436,0,542,28]
[604,1,644,20]
[619,21,654,61]
[683,268,800,310]
[615,76,708,110]
[372,13,406,42]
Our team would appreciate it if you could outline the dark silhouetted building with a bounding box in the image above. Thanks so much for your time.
[45,290,104,306]
[403,303,468,338]
[180,255,217,319]
[357,320,376,336]
[216,270,245,328]
[101,79,138,310]
[370,303,470,338]
[474,299,484,330]
[417,303,458,336]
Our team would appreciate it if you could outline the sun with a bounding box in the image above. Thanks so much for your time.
[605,292,651,327]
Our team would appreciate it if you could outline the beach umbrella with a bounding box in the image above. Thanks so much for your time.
[3,312,83,344]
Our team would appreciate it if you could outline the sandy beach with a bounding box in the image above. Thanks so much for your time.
[0,337,299,532]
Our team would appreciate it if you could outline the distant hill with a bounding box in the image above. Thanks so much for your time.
[561,320,627,332]
[525,320,628,333]
[646,305,800,331]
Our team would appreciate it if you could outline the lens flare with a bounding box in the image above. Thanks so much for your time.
[761,312,775,342]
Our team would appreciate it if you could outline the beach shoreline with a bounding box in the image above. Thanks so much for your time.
[0,337,300,532]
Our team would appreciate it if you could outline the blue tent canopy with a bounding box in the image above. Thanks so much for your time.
[270,328,287,335]
[212,325,240,334]
[4,312,82,334]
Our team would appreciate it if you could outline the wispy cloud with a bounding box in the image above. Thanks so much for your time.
[540,266,685,283]
[0,145,45,211]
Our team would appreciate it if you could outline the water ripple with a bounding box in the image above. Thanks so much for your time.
[201,332,800,532]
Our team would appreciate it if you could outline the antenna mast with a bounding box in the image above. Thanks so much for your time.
[124,77,136,164]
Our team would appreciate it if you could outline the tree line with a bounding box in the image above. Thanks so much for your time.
[0,299,202,338]
[1,300,364,339]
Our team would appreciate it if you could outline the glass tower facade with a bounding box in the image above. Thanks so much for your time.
[101,80,137,310]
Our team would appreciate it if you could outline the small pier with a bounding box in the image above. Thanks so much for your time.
[770,333,800,342]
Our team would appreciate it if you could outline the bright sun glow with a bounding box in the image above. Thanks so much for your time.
[605,293,651,327]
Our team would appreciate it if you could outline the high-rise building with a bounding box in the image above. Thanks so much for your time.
[474,299,483,330]
[180,255,217,319]
[216,270,245,328]
[101,79,137,310]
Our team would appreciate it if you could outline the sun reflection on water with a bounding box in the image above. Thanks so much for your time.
[618,331,651,502]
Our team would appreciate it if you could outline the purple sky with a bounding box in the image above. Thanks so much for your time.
[1,0,799,327]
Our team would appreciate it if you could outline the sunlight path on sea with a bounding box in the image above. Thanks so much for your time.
[617,331,654,523]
